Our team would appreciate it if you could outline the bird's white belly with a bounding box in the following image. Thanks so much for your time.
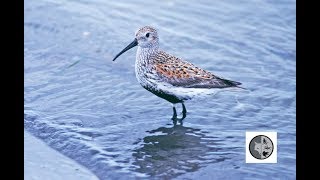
[135,63,223,101]
[155,82,224,100]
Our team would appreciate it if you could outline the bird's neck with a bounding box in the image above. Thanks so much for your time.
[136,46,159,64]
[135,46,159,88]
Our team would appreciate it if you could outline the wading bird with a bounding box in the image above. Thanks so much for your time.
[112,26,243,124]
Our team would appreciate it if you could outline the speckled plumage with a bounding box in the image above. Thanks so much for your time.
[152,50,240,88]
[113,26,243,122]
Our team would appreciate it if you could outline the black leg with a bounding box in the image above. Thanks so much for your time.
[178,102,187,125]
[171,103,187,126]
[171,106,177,120]
[182,102,187,117]
[171,106,178,125]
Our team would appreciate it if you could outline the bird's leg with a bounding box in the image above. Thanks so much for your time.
[171,103,187,125]
[173,118,178,126]
[182,102,187,117]
[171,104,177,120]
[177,102,187,125]
[172,105,178,126]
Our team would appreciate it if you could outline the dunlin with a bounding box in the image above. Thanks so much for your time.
[113,26,243,123]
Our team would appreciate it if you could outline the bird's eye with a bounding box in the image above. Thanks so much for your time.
[146,33,150,38]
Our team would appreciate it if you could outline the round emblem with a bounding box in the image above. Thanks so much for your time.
[249,135,274,160]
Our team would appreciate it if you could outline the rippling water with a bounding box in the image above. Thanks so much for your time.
[24,0,296,179]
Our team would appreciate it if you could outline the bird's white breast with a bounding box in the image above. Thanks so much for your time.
[135,47,158,87]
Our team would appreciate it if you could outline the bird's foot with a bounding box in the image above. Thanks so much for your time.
[171,105,186,126]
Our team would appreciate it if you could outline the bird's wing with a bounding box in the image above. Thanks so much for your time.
[153,51,241,88]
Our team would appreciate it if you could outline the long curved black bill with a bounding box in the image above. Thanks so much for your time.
[112,38,138,61]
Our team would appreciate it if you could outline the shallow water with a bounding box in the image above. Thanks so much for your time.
[24,0,296,179]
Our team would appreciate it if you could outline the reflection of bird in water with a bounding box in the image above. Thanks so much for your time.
[112,26,244,123]
[132,125,233,178]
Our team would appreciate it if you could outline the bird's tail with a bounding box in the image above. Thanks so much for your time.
[235,86,248,90]
[223,79,248,91]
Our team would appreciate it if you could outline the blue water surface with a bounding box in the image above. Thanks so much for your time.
[24,0,296,179]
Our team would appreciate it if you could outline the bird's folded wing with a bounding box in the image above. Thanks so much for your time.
[154,55,241,88]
